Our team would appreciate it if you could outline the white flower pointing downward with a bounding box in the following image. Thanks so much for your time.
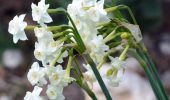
[8,14,27,43]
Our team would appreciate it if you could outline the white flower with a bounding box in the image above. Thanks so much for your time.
[24,86,43,100]
[67,0,109,32]
[82,0,97,7]
[34,40,68,65]
[104,57,126,87]
[8,14,27,43]
[34,26,53,43]
[105,68,125,87]
[121,22,143,42]
[46,85,65,100]
[31,0,52,24]
[90,35,109,53]
[34,42,47,61]
[109,57,125,70]
[87,35,109,63]
[86,0,109,22]
[48,66,65,86]
[27,62,47,86]
[44,65,74,87]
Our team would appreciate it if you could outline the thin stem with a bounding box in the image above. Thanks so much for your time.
[97,48,117,70]
[137,44,169,100]
[74,57,84,78]
[119,44,129,60]
[53,31,73,38]
[84,54,112,100]
[73,57,97,100]
[144,52,169,99]
[136,48,167,100]
[47,25,71,31]
[105,5,137,25]
[128,49,162,99]
[66,49,73,77]
[48,8,86,53]
[103,26,118,43]
[50,48,66,66]
[25,25,36,30]
[97,58,106,70]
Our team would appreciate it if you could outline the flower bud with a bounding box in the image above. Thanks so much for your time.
[120,32,130,39]
[106,69,113,76]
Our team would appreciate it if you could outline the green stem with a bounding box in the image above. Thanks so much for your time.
[53,31,72,38]
[145,52,169,100]
[84,54,112,100]
[105,5,137,24]
[66,49,73,77]
[136,48,167,100]
[50,48,66,66]
[73,57,97,100]
[119,44,129,60]
[103,26,119,43]
[47,25,71,31]
[74,57,84,78]
[25,25,36,30]
[129,50,162,100]
[97,58,106,70]
[97,48,117,70]
[137,44,169,100]
[48,8,86,53]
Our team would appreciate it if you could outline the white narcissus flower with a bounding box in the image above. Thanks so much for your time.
[31,0,52,24]
[8,14,27,43]
[34,26,53,43]
[109,56,126,70]
[86,0,109,22]
[44,65,74,87]
[34,42,47,62]
[34,41,68,65]
[48,65,65,86]
[24,86,43,100]
[104,56,126,87]
[89,35,109,53]
[46,85,65,100]
[105,68,125,87]
[121,22,143,42]
[27,62,47,86]
[87,35,109,63]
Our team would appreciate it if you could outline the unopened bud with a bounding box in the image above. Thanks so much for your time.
[106,69,113,76]
[121,32,130,39]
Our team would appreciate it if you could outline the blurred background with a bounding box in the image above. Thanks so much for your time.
[0,0,170,100]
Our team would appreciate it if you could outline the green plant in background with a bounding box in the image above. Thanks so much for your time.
[7,0,168,100]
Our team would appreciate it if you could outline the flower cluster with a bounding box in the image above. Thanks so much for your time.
[68,0,109,64]
[8,0,144,99]
[8,0,73,99]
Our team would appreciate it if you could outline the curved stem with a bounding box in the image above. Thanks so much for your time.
[137,44,169,100]
[48,8,86,53]
[105,5,137,25]
[144,52,169,99]
[128,49,162,100]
